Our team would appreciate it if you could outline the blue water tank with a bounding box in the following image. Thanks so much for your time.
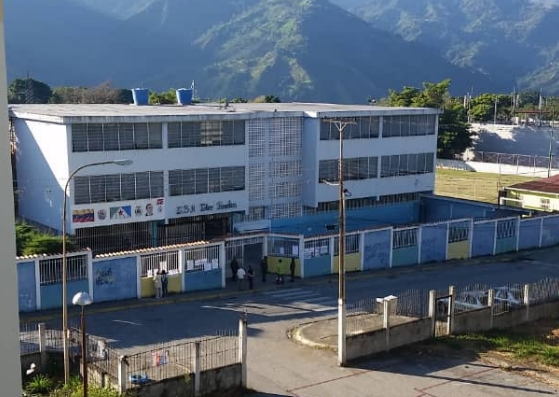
[176,88,193,106]
[131,88,149,106]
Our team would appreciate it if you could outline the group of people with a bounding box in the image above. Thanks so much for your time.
[152,269,169,298]
[230,255,296,290]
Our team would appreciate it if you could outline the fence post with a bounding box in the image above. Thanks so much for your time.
[487,288,495,329]
[447,286,455,335]
[193,341,201,397]
[38,323,48,369]
[524,284,531,322]
[383,299,390,351]
[117,355,128,394]
[238,315,248,388]
[428,290,436,338]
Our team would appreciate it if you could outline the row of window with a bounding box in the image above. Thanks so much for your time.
[169,167,245,196]
[75,171,164,204]
[319,115,436,140]
[319,156,378,183]
[313,193,421,213]
[380,153,434,178]
[168,120,245,148]
[72,123,163,152]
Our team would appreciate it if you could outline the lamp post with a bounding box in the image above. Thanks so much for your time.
[62,159,132,384]
[72,291,93,397]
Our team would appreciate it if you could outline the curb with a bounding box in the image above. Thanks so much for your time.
[19,246,550,323]
[481,352,559,388]
[288,322,336,351]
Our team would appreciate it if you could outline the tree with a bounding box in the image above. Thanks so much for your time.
[252,95,281,103]
[8,78,53,104]
[386,79,474,159]
[51,82,133,104]
[149,89,177,105]
[15,221,75,256]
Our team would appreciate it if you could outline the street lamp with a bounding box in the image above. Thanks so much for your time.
[62,159,132,384]
[72,291,93,397]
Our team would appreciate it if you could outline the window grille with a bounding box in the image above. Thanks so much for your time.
[268,237,299,257]
[269,182,301,199]
[382,115,437,137]
[497,219,516,239]
[74,171,164,204]
[393,228,418,249]
[319,156,378,183]
[380,153,434,177]
[304,239,330,258]
[169,166,245,197]
[140,251,179,277]
[270,160,302,178]
[39,254,88,285]
[320,117,380,140]
[249,163,265,201]
[269,118,302,157]
[71,123,163,152]
[184,245,221,272]
[448,222,470,243]
[168,120,245,148]
[333,234,360,255]
[247,119,265,158]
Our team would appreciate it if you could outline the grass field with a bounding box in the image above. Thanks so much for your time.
[435,168,538,204]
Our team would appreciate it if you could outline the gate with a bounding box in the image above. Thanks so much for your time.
[434,292,451,337]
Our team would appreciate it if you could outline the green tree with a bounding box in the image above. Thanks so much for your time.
[15,221,75,256]
[387,79,474,159]
[149,89,177,105]
[252,95,281,103]
[8,78,53,104]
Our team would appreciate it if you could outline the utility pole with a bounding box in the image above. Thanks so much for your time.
[323,117,356,367]
[494,96,498,125]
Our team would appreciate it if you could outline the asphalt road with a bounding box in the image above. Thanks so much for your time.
[34,255,559,396]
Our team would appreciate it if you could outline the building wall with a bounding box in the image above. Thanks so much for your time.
[40,279,89,310]
[333,252,361,272]
[518,218,542,250]
[184,268,222,292]
[15,119,69,231]
[420,196,496,223]
[495,218,518,254]
[420,224,447,263]
[302,119,319,207]
[267,257,301,277]
[304,255,331,277]
[92,257,137,303]
[392,246,418,267]
[362,229,391,270]
[506,190,559,212]
[17,261,36,312]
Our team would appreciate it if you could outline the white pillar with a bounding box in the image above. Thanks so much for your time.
[38,323,48,369]
[87,250,94,300]
[34,257,41,310]
[299,235,305,279]
[238,316,248,387]
[193,341,201,397]
[383,299,390,352]
[118,355,128,394]
[428,290,436,337]
[178,249,185,292]
[136,255,142,299]
[524,284,531,322]
[447,285,455,335]
[488,288,495,329]
[337,299,346,365]
[219,242,226,288]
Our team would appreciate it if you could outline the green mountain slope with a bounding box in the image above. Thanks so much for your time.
[331,0,559,93]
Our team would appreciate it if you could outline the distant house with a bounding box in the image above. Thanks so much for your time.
[501,176,559,212]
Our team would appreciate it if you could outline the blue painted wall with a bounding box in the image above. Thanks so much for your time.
[495,218,518,254]
[304,256,332,278]
[421,196,494,222]
[40,279,89,310]
[18,261,36,312]
[363,229,391,270]
[419,224,447,264]
[471,221,496,257]
[185,269,222,292]
[93,257,138,303]
[518,219,542,250]
[541,216,559,247]
[392,246,418,267]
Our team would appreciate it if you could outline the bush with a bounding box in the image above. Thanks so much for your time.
[16,221,77,256]
[25,374,56,395]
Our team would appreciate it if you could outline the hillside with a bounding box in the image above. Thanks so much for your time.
[331,0,559,93]
[4,0,503,102]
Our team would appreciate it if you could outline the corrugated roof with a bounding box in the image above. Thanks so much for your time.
[94,241,210,259]
[506,175,559,194]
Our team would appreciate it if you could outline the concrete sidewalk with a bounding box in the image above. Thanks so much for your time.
[20,245,557,323]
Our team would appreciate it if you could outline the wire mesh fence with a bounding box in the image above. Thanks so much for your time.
[346,298,383,335]
[530,278,559,304]
[473,151,559,170]
[199,333,239,371]
[20,321,41,355]
[395,289,430,318]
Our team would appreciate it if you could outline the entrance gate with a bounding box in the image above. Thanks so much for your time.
[434,292,451,337]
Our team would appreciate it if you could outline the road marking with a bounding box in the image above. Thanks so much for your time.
[265,290,318,299]
[112,320,142,326]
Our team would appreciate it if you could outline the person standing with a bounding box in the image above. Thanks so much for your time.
[230,257,239,282]
[161,270,168,297]
[247,265,254,290]
[290,258,296,283]
[260,256,268,283]
[237,266,246,290]
[153,270,163,298]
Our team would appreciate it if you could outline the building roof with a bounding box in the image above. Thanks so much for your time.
[506,175,559,195]
[9,102,441,124]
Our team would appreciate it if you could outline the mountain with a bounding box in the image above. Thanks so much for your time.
[4,0,504,103]
[69,0,155,19]
[330,0,559,93]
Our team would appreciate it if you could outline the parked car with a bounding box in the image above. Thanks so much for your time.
[493,286,525,311]
[437,290,488,315]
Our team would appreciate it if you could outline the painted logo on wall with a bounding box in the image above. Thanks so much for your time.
[97,209,107,220]
[72,209,94,223]
[110,206,131,219]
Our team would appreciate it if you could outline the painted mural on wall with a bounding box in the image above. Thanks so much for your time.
[92,257,138,302]
[72,198,165,229]
[363,229,391,270]
[175,200,238,217]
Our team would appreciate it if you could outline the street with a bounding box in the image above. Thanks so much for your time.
[33,254,559,396]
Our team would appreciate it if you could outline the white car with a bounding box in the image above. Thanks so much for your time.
[493,286,525,310]
[437,290,488,315]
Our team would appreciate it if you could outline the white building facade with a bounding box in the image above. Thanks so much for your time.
[10,102,439,254]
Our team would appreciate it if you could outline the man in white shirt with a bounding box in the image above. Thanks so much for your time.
[237,267,246,290]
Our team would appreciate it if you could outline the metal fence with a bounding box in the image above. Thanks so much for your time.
[346,298,383,335]
[472,151,559,170]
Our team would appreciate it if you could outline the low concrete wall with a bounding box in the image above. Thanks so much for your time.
[437,158,559,177]
[389,318,432,350]
[135,363,241,397]
[453,307,492,334]
[347,328,386,360]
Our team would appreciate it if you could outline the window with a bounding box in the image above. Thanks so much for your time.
[319,156,378,183]
[169,166,246,197]
[333,234,360,255]
[540,198,551,211]
[167,120,245,148]
[393,228,417,249]
[304,239,330,258]
[382,115,437,137]
[381,153,434,177]
[448,222,469,243]
[74,171,164,204]
[141,251,179,277]
[320,117,380,140]
[71,122,162,152]
[497,219,516,239]
[268,237,299,257]
[39,255,87,285]
[184,246,221,273]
